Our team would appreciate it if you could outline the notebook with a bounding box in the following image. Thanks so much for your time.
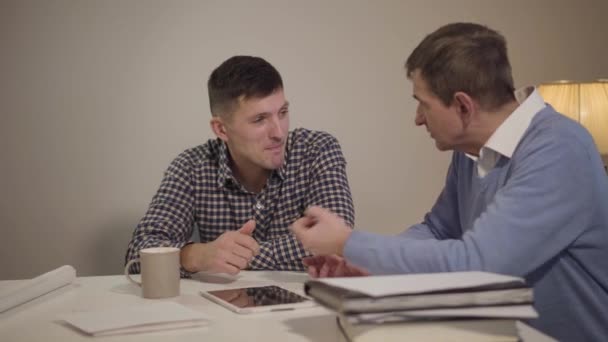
[305,271,532,314]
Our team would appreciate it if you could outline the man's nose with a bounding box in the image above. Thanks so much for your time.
[269,116,284,139]
[414,110,425,126]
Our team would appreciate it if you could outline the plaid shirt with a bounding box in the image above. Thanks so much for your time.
[125,128,355,277]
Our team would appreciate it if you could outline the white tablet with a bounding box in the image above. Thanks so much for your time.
[200,285,316,314]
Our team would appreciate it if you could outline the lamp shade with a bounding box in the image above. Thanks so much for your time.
[538,80,608,161]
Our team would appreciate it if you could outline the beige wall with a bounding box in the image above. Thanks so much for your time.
[2,0,607,279]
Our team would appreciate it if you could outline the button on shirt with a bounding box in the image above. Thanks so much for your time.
[125,128,355,277]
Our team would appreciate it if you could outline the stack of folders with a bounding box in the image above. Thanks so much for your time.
[304,271,538,342]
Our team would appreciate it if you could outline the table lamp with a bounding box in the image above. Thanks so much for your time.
[537,80,608,171]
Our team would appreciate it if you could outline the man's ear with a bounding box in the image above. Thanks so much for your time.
[210,117,229,142]
[453,92,476,128]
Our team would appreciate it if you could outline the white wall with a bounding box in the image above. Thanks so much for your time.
[2,0,607,279]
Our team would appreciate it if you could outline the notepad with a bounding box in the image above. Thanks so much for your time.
[60,302,209,336]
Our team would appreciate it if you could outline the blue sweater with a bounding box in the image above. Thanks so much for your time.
[344,106,608,341]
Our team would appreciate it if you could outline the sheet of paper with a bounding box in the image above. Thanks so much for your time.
[0,265,76,313]
[316,271,524,297]
[60,302,209,336]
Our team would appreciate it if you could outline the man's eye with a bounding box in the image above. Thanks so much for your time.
[253,116,265,123]
[280,110,289,117]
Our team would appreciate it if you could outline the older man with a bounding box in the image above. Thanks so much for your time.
[291,23,608,341]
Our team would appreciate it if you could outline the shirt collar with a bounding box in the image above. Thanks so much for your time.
[216,141,286,190]
[466,86,545,177]
[483,86,545,159]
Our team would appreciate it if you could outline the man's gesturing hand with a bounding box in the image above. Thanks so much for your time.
[290,206,352,256]
[181,220,260,275]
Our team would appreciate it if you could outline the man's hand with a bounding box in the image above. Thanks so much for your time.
[290,206,352,256]
[180,220,260,275]
[303,255,370,278]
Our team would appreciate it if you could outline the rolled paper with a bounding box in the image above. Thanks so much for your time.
[0,265,77,313]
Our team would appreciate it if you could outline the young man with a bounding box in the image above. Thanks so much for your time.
[291,23,608,341]
[126,56,354,277]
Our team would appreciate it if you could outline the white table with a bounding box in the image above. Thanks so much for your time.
[0,271,554,341]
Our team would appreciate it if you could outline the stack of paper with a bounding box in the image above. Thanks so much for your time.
[305,272,538,342]
[60,302,209,336]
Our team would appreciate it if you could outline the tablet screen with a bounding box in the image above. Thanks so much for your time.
[206,285,310,308]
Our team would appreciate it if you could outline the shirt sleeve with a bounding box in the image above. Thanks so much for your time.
[344,133,594,277]
[125,157,196,278]
[248,135,355,271]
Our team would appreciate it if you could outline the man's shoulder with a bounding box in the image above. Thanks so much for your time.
[169,138,222,171]
[288,128,341,152]
[520,107,595,154]
[284,128,346,172]
[507,107,601,175]
[530,106,584,134]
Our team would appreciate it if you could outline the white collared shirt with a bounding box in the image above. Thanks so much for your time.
[468,86,546,177]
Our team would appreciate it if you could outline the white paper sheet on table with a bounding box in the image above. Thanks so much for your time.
[316,271,525,297]
[0,265,76,313]
[60,302,210,336]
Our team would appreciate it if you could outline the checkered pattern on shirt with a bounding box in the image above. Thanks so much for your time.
[125,128,355,277]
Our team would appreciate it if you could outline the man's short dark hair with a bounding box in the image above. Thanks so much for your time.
[405,22,515,110]
[208,56,283,118]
